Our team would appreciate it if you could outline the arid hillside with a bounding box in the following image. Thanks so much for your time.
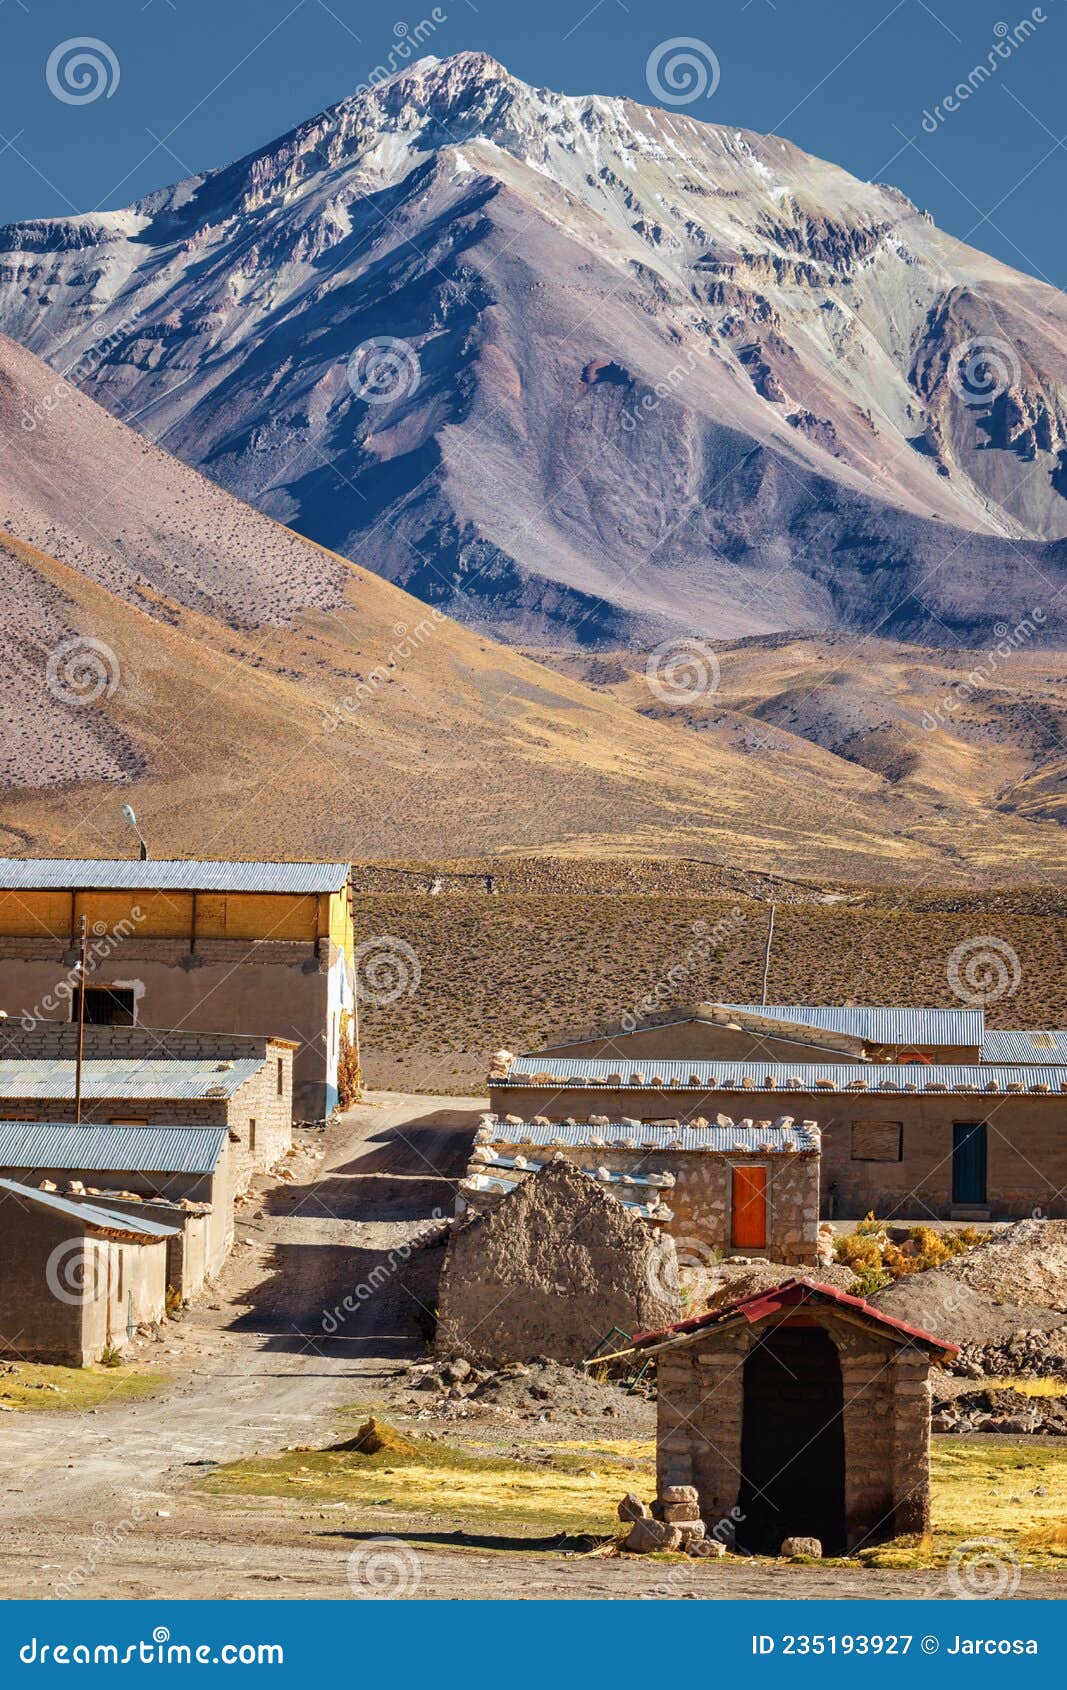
[348,867,1067,1090]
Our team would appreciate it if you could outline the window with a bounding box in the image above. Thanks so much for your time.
[277,1057,284,1097]
[851,1121,903,1162]
[249,1118,257,1152]
[71,985,135,1025]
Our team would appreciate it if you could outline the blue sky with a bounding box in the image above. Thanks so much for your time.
[1,0,1064,287]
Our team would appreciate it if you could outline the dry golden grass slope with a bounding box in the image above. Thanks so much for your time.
[1,329,1066,880]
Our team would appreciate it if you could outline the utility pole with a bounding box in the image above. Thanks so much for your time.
[74,915,87,1125]
[760,904,776,1007]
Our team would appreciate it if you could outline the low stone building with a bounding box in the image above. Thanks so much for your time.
[436,1159,679,1365]
[467,1115,820,1264]
[0,1121,233,1295]
[0,1178,177,1365]
[633,1278,956,1556]
[490,1056,1067,1220]
[0,1041,293,1189]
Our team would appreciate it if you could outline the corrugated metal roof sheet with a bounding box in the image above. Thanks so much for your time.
[0,1178,179,1238]
[0,1121,227,1174]
[485,1119,820,1152]
[981,1030,1067,1062]
[719,1004,984,1045]
[0,1058,261,1100]
[501,1057,1066,1094]
[0,859,349,894]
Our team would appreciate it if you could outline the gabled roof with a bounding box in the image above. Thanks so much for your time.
[717,1004,984,1046]
[0,1178,179,1240]
[0,1057,262,1100]
[0,859,350,894]
[632,1276,956,1356]
[0,1121,227,1175]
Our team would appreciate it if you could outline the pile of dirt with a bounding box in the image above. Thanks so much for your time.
[331,1417,424,1457]
[873,1220,1067,1346]
[940,1219,1067,1312]
[703,1258,860,1310]
[400,1354,654,1424]
[932,1386,1067,1437]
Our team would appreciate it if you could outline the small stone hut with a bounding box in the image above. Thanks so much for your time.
[465,1115,820,1265]
[634,1278,956,1556]
[437,1159,678,1365]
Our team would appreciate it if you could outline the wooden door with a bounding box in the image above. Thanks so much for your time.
[952,1122,987,1204]
[731,1164,768,1249]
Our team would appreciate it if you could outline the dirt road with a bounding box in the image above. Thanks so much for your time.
[0,1094,1061,1601]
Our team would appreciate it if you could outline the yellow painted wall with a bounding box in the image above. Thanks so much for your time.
[0,888,345,944]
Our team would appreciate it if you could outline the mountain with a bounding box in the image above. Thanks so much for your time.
[1,52,1066,649]
[2,331,1066,880]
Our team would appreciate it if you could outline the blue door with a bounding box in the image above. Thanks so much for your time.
[952,1122,987,1204]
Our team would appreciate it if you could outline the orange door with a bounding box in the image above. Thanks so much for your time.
[731,1165,768,1249]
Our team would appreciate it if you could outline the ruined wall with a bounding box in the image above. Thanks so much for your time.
[436,1160,678,1364]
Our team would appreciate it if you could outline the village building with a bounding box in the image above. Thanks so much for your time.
[466,1115,820,1264]
[0,859,356,1118]
[633,1277,956,1556]
[437,1159,679,1365]
[490,1001,1067,1220]
[0,1046,292,1190]
[0,1121,233,1296]
[0,1178,177,1366]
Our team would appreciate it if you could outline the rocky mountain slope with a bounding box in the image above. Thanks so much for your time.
[2,52,1066,648]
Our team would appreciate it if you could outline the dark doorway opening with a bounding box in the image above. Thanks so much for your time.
[71,985,136,1026]
[952,1122,987,1204]
[737,1324,847,1557]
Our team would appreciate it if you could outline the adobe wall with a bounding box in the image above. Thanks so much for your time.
[656,1309,932,1552]
[490,1085,1066,1218]
[0,937,335,1118]
[436,1162,678,1364]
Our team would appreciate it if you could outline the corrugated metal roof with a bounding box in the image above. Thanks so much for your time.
[0,859,349,894]
[981,1030,1067,1062]
[719,1004,984,1045]
[0,1121,227,1174]
[501,1057,1066,1094]
[0,1058,261,1100]
[0,1178,178,1238]
[485,1119,820,1151]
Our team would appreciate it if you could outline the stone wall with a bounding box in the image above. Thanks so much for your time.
[436,1160,678,1364]
[473,1142,818,1264]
